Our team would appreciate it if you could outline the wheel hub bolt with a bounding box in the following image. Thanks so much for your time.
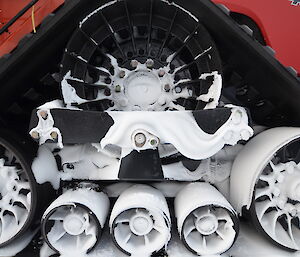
[119,70,126,78]
[146,59,154,68]
[175,86,182,93]
[164,84,171,92]
[51,131,58,140]
[104,88,111,96]
[115,85,121,93]
[39,110,48,120]
[130,60,139,68]
[105,77,112,84]
[31,131,39,140]
[158,69,165,77]
[134,133,146,147]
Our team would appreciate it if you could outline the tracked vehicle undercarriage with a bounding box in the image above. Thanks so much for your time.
[0,0,299,256]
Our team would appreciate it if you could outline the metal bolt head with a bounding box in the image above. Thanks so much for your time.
[158,69,165,77]
[50,131,58,140]
[39,110,48,120]
[105,77,112,84]
[104,88,111,96]
[130,60,139,68]
[146,59,154,68]
[134,133,146,147]
[175,86,182,93]
[150,138,158,146]
[115,85,121,93]
[164,84,171,92]
[119,70,126,78]
[31,131,39,140]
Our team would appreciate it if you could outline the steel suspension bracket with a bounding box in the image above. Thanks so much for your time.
[29,106,253,180]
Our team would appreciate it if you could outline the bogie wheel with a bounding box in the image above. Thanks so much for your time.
[0,131,39,247]
[60,0,222,112]
[230,127,300,251]
[250,139,300,251]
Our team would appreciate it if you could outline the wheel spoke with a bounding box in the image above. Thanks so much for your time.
[146,0,154,55]
[168,24,200,64]
[255,187,271,200]
[157,9,178,58]
[255,200,274,221]
[99,10,126,59]
[174,47,213,75]
[124,0,137,55]
[65,51,111,76]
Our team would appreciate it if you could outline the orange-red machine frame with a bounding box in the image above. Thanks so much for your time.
[0,0,64,57]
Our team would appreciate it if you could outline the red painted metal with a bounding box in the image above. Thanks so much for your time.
[0,0,299,75]
[0,0,64,57]
[213,0,300,75]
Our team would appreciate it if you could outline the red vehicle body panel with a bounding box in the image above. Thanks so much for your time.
[213,0,300,75]
[0,0,299,75]
[0,0,64,57]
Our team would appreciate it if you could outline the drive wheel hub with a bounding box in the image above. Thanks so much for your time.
[125,71,161,107]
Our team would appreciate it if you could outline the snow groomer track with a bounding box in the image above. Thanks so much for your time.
[0,0,299,256]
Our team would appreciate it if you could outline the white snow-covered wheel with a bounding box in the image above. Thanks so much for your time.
[110,184,171,256]
[42,185,110,254]
[0,133,36,247]
[230,127,300,251]
[175,182,239,255]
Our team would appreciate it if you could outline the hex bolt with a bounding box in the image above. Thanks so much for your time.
[115,85,121,93]
[130,60,139,68]
[31,131,40,140]
[50,131,58,140]
[134,133,146,147]
[150,138,158,146]
[175,86,182,93]
[104,88,111,96]
[105,77,112,84]
[146,59,154,68]
[158,69,165,77]
[39,110,48,120]
[164,84,171,92]
[119,70,126,78]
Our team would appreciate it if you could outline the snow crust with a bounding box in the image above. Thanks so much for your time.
[175,182,235,236]
[43,187,110,229]
[101,106,252,160]
[37,222,300,257]
[109,184,171,257]
[32,145,60,189]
